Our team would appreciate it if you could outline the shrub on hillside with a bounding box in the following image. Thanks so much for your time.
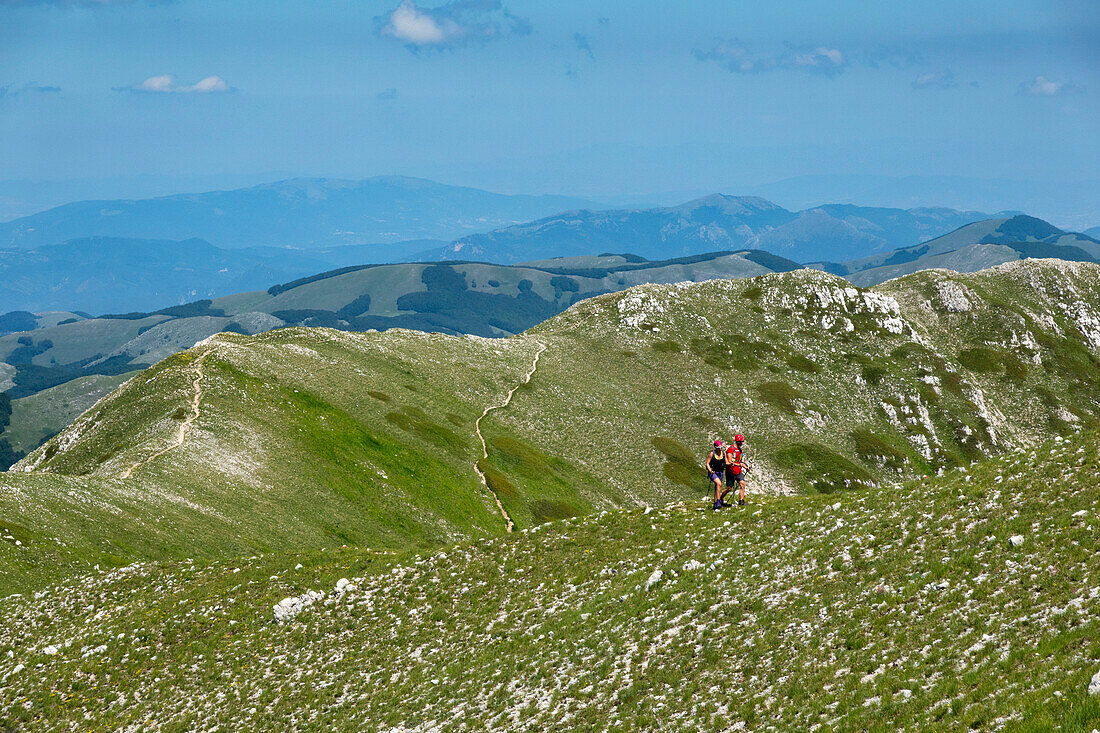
[774,442,873,493]
[756,381,804,414]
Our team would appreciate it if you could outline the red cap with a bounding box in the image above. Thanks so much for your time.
[735,434,744,442]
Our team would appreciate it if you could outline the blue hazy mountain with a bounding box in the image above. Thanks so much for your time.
[0,177,600,250]
[745,174,1100,233]
[433,195,993,264]
[0,236,446,314]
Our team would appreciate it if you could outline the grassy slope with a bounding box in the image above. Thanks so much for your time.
[0,371,139,454]
[0,330,541,595]
[0,315,170,368]
[848,243,1021,286]
[2,260,1099,596]
[0,430,1096,731]
[228,254,776,322]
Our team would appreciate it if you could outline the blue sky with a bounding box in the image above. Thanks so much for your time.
[1,0,1097,202]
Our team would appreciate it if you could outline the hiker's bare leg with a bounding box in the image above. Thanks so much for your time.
[738,479,746,503]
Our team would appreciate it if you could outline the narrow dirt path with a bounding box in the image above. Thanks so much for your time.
[120,350,211,480]
[474,339,546,533]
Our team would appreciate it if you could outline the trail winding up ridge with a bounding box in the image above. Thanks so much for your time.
[474,339,546,533]
[120,350,211,480]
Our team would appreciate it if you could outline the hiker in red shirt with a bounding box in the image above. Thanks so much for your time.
[723,434,749,506]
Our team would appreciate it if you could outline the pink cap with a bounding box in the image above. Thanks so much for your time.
[714,439,723,447]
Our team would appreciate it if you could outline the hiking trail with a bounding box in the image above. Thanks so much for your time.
[120,350,211,480]
[474,339,546,532]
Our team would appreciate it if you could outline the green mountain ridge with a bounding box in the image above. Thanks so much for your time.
[0,251,801,466]
[3,259,1099,598]
[824,215,1100,285]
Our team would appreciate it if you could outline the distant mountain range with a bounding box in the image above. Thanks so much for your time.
[745,174,1100,233]
[432,195,999,264]
[821,215,1100,286]
[0,176,599,250]
[0,179,1022,314]
[0,236,446,314]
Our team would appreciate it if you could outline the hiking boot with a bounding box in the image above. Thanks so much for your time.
[737,499,746,506]
[713,501,722,511]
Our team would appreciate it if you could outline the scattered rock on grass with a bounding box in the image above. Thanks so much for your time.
[274,590,324,623]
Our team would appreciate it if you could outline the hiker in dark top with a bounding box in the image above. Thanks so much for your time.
[723,433,748,506]
[706,440,728,511]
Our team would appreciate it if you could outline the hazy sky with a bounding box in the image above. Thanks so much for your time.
[1,0,1097,198]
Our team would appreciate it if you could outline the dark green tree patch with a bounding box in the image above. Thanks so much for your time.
[153,300,226,319]
[270,310,343,328]
[337,293,373,320]
[550,276,579,297]
[0,311,37,336]
[395,269,559,335]
[8,338,52,365]
[421,264,467,293]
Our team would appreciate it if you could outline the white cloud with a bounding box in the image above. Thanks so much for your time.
[695,40,847,76]
[376,0,530,51]
[384,1,451,45]
[911,70,956,90]
[187,75,230,92]
[1019,76,1079,96]
[137,74,177,92]
[794,47,842,67]
[121,74,233,93]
